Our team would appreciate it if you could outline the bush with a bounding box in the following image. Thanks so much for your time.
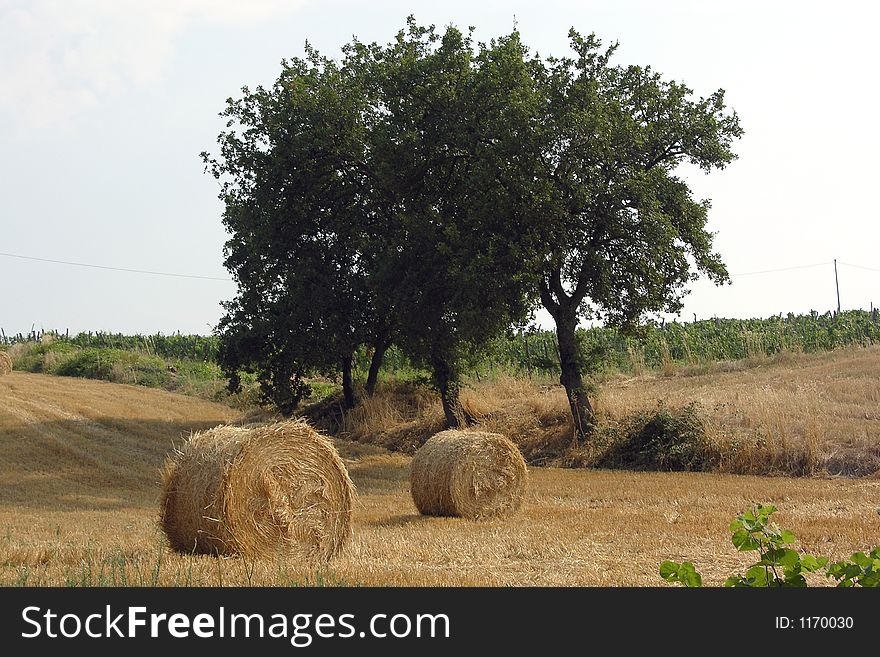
[8,340,79,373]
[53,348,170,387]
[596,401,717,471]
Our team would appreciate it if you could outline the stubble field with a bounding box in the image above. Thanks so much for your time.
[1,352,879,587]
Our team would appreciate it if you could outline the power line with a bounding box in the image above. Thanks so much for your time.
[729,261,831,277]
[0,251,232,282]
[0,249,876,283]
[837,261,880,273]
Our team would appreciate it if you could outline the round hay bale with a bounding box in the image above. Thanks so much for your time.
[410,429,528,520]
[0,351,11,376]
[159,419,354,560]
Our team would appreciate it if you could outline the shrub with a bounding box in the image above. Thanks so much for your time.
[596,401,717,471]
[53,348,169,387]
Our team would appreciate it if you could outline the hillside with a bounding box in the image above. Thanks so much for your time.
[321,346,880,478]
[0,372,239,509]
[1,357,878,586]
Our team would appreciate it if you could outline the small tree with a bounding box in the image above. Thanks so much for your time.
[522,32,743,441]
[354,21,539,425]
[204,47,391,411]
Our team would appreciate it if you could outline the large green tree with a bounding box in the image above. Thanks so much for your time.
[347,20,540,426]
[522,32,743,440]
[204,45,392,411]
[205,19,539,421]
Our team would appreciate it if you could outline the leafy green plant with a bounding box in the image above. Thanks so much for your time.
[660,504,879,587]
[720,504,827,587]
[659,560,702,587]
[826,547,880,587]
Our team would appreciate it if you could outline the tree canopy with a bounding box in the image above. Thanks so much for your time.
[526,31,742,439]
[203,18,742,438]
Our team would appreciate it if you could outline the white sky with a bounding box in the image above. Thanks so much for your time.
[1,0,878,336]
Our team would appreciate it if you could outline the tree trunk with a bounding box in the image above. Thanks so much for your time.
[432,355,467,428]
[365,335,391,396]
[439,383,463,428]
[554,311,594,443]
[341,354,355,409]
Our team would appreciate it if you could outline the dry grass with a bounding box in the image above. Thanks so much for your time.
[1,353,880,586]
[0,372,238,508]
[332,346,880,477]
[593,346,880,476]
[1,461,878,586]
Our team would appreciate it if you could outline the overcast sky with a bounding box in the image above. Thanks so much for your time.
[1,0,878,336]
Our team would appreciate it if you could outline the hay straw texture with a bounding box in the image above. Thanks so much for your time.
[410,429,528,520]
[0,351,11,376]
[159,420,354,560]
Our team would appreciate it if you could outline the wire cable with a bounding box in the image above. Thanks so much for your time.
[0,251,232,281]
[729,261,831,277]
[837,261,880,273]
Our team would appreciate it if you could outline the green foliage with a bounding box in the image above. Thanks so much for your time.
[52,348,170,387]
[826,548,880,587]
[659,560,703,587]
[205,18,539,417]
[6,339,258,407]
[7,340,79,372]
[660,504,880,587]
[65,332,218,361]
[721,505,826,588]
[596,402,716,471]
[469,310,880,378]
[513,28,742,434]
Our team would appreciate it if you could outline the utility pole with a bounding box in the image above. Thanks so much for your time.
[834,259,841,313]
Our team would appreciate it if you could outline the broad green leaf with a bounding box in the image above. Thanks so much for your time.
[779,529,797,545]
[683,570,703,587]
[777,548,800,569]
[732,529,760,552]
[783,572,807,588]
[745,565,770,587]
[859,572,880,587]
[801,554,827,572]
[659,561,680,580]
[851,552,871,568]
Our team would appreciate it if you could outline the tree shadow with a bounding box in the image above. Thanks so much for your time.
[0,417,232,511]
[370,513,435,528]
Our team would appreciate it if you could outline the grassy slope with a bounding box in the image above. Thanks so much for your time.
[1,361,879,586]
[0,372,239,509]
[323,346,880,477]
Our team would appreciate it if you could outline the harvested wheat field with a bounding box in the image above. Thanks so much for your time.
[1,362,879,586]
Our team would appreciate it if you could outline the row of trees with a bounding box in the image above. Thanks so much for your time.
[203,17,742,442]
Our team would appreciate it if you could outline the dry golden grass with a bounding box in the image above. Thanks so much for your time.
[332,347,880,477]
[0,371,238,508]
[2,459,878,586]
[594,346,880,476]
[2,353,880,586]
